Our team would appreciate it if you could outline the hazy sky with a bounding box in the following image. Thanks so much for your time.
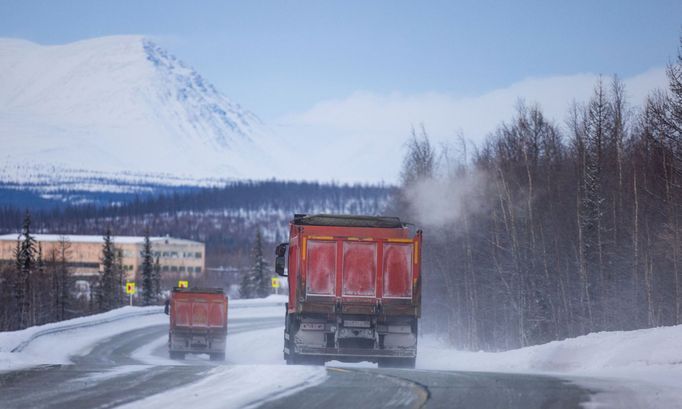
[1,1,680,119]
[2,1,681,181]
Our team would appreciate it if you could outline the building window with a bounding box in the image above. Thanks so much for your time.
[162,266,169,272]
[195,252,202,259]
[195,267,202,273]
[154,251,160,257]
[171,266,178,272]
[162,252,169,257]
[171,252,178,258]
[179,266,186,272]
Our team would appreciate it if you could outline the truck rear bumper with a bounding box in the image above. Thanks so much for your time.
[169,331,226,353]
[292,345,416,358]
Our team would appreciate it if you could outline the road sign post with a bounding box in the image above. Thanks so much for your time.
[126,282,136,306]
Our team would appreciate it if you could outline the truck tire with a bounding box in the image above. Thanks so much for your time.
[169,351,185,360]
[285,338,298,365]
[378,357,416,369]
[210,353,225,361]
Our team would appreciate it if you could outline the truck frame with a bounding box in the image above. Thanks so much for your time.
[276,214,422,368]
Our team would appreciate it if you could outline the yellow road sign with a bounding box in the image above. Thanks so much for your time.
[271,277,280,288]
[126,282,136,294]
[178,280,188,288]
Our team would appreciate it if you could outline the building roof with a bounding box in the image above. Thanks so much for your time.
[0,234,202,245]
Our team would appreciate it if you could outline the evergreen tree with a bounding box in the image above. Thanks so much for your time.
[32,243,46,325]
[98,228,116,312]
[141,229,154,305]
[240,229,269,299]
[50,237,72,322]
[152,255,161,301]
[114,249,125,307]
[0,263,16,330]
[14,211,36,329]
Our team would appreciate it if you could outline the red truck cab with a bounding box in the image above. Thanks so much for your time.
[275,214,422,368]
[166,287,228,361]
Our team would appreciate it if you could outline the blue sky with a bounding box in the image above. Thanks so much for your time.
[1,0,681,120]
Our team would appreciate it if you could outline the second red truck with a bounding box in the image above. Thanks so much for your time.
[166,287,228,361]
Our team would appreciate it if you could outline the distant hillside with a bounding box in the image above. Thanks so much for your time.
[0,180,396,268]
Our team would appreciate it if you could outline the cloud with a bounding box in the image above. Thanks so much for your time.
[273,68,668,183]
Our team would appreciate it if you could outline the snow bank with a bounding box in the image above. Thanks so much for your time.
[0,306,162,354]
[418,325,682,408]
[0,307,165,372]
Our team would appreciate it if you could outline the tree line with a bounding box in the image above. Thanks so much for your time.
[396,37,682,350]
[0,212,162,331]
[0,181,391,271]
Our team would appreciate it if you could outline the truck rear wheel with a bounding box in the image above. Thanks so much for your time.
[169,351,185,360]
[378,357,416,369]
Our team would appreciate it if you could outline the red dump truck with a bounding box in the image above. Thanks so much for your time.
[166,287,228,360]
[275,214,422,368]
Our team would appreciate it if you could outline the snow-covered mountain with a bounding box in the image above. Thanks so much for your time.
[0,36,282,184]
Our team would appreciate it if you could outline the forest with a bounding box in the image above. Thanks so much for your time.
[395,38,682,350]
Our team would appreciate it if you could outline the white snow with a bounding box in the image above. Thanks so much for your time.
[418,325,682,408]
[0,36,284,183]
[0,307,166,372]
[118,365,326,409]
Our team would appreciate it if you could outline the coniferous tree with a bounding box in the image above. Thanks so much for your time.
[115,248,125,307]
[0,263,16,330]
[141,229,154,305]
[152,255,161,301]
[98,228,116,312]
[49,237,72,322]
[252,229,270,298]
[14,211,36,329]
[240,229,269,299]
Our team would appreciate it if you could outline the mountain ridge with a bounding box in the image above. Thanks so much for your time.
[0,35,282,184]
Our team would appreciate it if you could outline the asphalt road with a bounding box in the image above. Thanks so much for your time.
[0,315,594,409]
[258,367,592,409]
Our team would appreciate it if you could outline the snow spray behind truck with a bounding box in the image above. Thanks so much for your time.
[275,214,422,368]
[166,287,228,360]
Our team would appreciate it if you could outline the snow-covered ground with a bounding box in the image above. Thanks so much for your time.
[0,306,165,371]
[418,325,682,408]
[3,295,681,408]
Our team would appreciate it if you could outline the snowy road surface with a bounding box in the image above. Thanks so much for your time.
[0,317,590,409]
[1,297,680,408]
